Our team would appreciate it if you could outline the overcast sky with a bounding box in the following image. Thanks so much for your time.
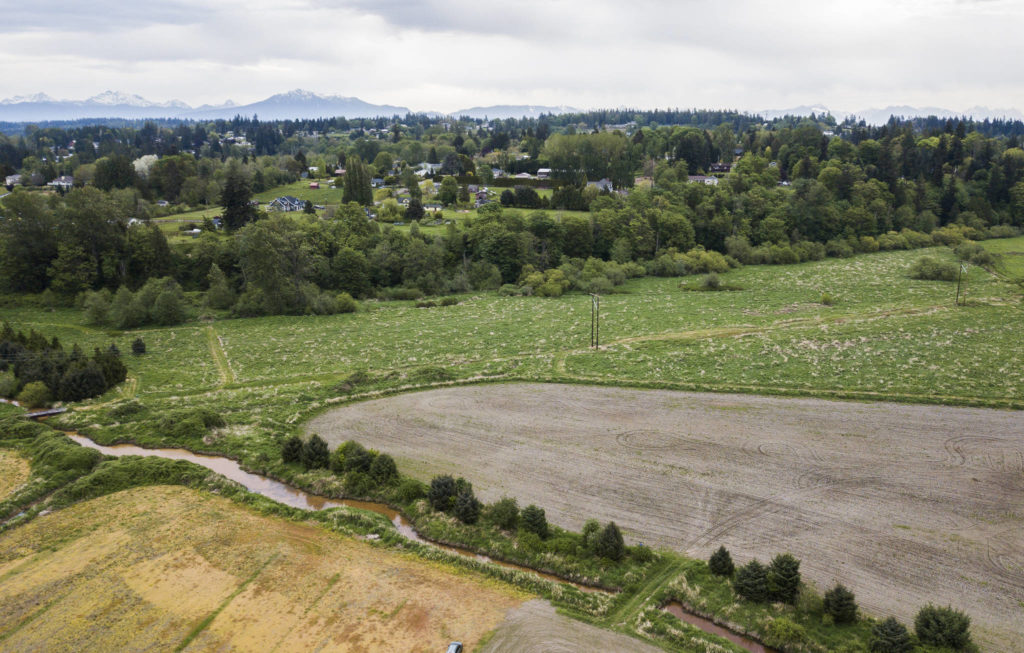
[2,0,1023,113]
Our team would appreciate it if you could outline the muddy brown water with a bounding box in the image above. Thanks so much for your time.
[664,602,777,653]
[60,431,775,650]
[62,433,575,586]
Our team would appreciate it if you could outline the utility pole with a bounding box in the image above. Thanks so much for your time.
[590,294,600,348]
[955,261,968,306]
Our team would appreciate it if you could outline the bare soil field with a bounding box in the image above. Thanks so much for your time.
[0,485,525,652]
[481,599,663,653]
[308,383,1024,652]
[0,450,29,500]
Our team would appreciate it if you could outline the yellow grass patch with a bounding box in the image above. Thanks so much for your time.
[0,449,30,500]
[0,485,525,652]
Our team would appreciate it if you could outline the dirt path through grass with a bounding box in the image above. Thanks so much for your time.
[308,383,1024,652]
[206,325,235,386]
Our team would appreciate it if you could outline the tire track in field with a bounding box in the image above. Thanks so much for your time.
[206,325,235,387]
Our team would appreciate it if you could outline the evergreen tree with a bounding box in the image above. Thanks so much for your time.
[520,504,548,539]
[58,361,108,401]
[405,197,425,221]
[281,435,303,463]
[734,559,768,602]
[93,346,127,387]
[709,545,735,576]
[301,433,330,469]
[870,617,912,653]
[428,475,456,512]
[205,263,236,309]
[823,583,858,624]
[914,604,972,650]
[767,553,801,604]
[131,337,146,355]
[221,160,257,231]
[368,452,398,485]
[595,521,625,561]
[454,489,481,524]
[343,155,373,206]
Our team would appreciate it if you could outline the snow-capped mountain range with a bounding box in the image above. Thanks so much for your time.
[1,90,1021,124]
[0,90,410,122]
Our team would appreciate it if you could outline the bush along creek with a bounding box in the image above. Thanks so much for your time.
[3,416,978,653]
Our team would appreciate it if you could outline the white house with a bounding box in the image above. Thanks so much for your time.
[268,196,304,212]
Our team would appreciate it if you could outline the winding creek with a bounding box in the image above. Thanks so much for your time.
[54,428,773,653]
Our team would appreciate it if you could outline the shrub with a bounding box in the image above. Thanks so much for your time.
[914,604,972,650]
[301,433,330,469]
[368,453,398,485]
[823,583,858,624]
[131,337,146,355]
[734,559,768,602]
[487,496,519,531]
[700,273,721,290]
[429,474,456,512]
[344,470,373,496]
[395,478,427,503]
[338,440,373,473]
[0,370,20,398]
[582,519,601,553]
[171,415,206,440]
[520,504,548,539]
[909,256,958,281]
[820,292,835,306]
[954,241,996,267]
[708,545,735,576]
[870,617,912,653]
[16,381,51,409]
[454,489,481,524]
[595,521,625,561]
[196,408,226,429]
[151,289,186,326]
[767,553,801,604]
[109,400,145,420]
[631,543,655,563]
[764,617,808,648]
[281,435,303,463]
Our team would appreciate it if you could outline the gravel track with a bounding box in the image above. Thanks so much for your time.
[481,600,663,653]
[307,383,1024,652]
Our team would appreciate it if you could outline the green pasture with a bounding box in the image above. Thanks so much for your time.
[6,245,1018,420]
[253,180,344,205]
[982,234,1024,280]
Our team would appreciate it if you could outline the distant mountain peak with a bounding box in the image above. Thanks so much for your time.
[0,92,56,105]
[87,90,154,106]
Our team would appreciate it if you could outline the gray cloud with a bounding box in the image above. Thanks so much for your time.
[1,0,1023,113]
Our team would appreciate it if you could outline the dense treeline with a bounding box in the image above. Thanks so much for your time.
[0,323,127,406]
[2,112,1022,317]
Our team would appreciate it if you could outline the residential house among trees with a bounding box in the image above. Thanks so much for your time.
[268,196,304,212]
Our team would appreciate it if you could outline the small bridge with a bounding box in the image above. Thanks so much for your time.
[23,407,67,419]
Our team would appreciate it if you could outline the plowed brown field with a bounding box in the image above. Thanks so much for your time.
[308,383,1024,652]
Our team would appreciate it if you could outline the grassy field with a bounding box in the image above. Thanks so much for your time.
[0,485,526,652]
[2,243,1021,649]
[4,245,1017,413]
[983,234,1024,280]
[0,450,29,501]
[253,180,345,205]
